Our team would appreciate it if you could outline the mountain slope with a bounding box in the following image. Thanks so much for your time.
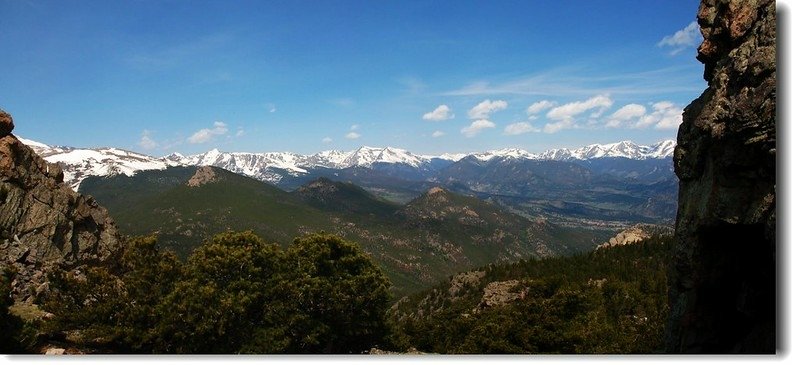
[23,137,678,227]
[390,234,674,354]
[19,137,174,191]
[292,177,399,218]
[398,187,595,261]
[79,166,331,259]
[80,169,610,295]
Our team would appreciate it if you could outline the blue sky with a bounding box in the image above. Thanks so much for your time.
[1,0,707,155]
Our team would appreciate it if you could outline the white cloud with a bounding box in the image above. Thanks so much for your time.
[658,22,702,55]
[350,124,360,130]
[526,100,557,117]
[543,120,576,134]
[267,103,277,113]
[461,119,496,137]
[138,130,157,150]
[422,105,454,121]
[603,101,683,130]
[606,103,647,127]
[345,132,361,140]
[504,122,537,135]
[647,101,683,130]
[468,99,508,119]
[188,121,229,144]
[546,94,613,121]
[610,103,647,120]
[236,128,245,137]
[431,130,445,138]
[322,137,333,143]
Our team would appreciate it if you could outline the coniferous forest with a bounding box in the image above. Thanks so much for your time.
[1,231,673,354]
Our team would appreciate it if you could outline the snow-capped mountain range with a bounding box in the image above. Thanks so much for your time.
[18,137,676,191]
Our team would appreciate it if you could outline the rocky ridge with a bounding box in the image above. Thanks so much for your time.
[667,0,776,353]
[0,109,123,302]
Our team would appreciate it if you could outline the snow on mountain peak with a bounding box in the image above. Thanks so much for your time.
[540,140,676,161]
[17,137,169,190]
[17,136,676,189]
[472,148,534,161]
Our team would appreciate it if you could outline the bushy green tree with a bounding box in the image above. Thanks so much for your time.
[279,233,392,353]
[42,231,393,354]
[154,231,284,353]
[42,235,182,352]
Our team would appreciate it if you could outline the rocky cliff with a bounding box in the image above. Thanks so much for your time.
[667,0,776,353]
[0,109,123,303]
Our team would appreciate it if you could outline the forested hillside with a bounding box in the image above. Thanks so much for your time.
[389,234,673,354]
[80,167,607,295]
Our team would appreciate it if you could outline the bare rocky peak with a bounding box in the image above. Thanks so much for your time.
[0,109,122,303]
[187,166,218,187]
[426,187,445,195]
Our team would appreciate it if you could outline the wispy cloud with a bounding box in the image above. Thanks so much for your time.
[503,122,538,135]
[546,94,612,121]
[345,131,361,140]
[516,96,684,133]
[461,119,495,137]
[422,105,454,121]
[431,130,445,138]
[322,137,333,143]
[397,76,427,94]
[128,32,234,69]
[658,22,702,56]
[526,100,557,119]
[468,99,508,119]
[541,94,611,133]
[442,66,703,97]
[138,130,157,150]
[188,121,229,144]
[329,98,356,108]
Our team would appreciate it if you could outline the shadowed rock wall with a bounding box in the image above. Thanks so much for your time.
[667,0,776,353]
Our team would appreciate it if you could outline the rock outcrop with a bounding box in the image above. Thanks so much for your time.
[0,109,123,302]
[595,224,674,250]
[186,166,218,187]
[667,0,776,354]
[0,110,13,136]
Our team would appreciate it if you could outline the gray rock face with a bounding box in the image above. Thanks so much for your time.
[667,0,776,353]
[0,110,123,302]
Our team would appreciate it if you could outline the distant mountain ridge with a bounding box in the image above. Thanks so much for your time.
[18,138,676,190]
